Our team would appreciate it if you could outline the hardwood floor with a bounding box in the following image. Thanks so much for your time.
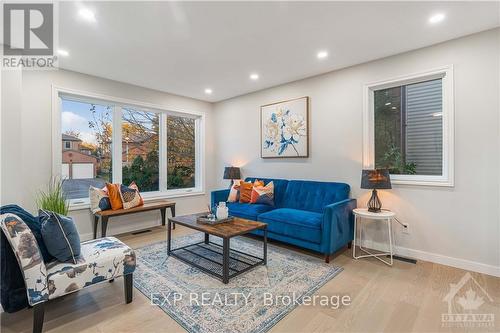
[2,225,499,333]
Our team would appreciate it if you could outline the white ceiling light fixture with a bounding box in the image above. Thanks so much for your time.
[429,13,445,24]
[385,102,392,106]
[78,8,96,22]
[317,50,328,59]
[204,88,213,95]
[250,73,259,80]
[57,49,69,57]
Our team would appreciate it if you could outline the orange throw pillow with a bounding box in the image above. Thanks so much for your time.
[239,181,253,203]
[106,183,123,210]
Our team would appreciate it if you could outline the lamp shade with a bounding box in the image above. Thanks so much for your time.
[223,167,241,180]
[361,169,392,189]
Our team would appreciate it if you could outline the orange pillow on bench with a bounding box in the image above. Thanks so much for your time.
[239,181,253,203]
[106,183,123,210]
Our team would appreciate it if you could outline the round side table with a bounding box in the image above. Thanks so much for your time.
[352,208,395,266]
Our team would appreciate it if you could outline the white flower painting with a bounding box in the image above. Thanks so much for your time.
[261,97,309,158]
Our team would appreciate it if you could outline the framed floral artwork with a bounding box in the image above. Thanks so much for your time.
[261,96,309,158]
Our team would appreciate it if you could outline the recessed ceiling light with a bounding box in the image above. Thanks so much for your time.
[250,73,259,80]
[385,102,392,106]
[79,8,96,22]
[429,13,445,24]
[57,49,69,57]
[317,51,328,59]
[391,106,397,110]
[204,88,213,95]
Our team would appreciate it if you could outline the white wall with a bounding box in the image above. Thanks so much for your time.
[1,69,215,240]
[212,29,500,276]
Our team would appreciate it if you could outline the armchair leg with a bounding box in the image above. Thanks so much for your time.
[124,274,133,304]
[33,303,45,333]
[324,254,330,264]
[347,241,352,249]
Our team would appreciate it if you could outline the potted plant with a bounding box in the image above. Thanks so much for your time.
[36,177,69,215]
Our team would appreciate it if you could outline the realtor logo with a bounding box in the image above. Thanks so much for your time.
[3,3,53,55]
[441,272,495,328]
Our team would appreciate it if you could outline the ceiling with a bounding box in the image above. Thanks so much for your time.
[56,1,500,102]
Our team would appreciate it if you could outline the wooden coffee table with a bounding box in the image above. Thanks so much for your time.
[167,213,267,284]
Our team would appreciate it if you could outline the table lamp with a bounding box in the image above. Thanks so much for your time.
[360,169,391,213]
[223,167,241,185]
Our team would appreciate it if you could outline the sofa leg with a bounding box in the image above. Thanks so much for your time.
[33,302,45,333]
[124,274,133,304]
[347,241,352,249]
[324,255,330,264]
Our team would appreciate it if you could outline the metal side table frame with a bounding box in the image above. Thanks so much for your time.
[352,208,395,266]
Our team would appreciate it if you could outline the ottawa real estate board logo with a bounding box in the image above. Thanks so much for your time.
[2,3,57,69]
[442,272,495,328]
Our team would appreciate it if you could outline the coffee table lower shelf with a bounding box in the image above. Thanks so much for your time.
[168,240,266,283]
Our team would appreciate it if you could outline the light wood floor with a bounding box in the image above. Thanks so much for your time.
[2,225,499,333]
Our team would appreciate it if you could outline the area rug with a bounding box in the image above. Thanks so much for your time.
[133,234,343,333]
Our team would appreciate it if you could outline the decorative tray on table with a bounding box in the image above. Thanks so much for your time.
[196,215,234,225]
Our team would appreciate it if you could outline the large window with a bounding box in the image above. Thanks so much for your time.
[167,115,196,189]
[56,91,203,204]
[122,108,160,192]
[61,99,113,199]
[364,67,454,186]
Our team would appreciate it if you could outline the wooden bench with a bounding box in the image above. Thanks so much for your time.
[92,201,176,239]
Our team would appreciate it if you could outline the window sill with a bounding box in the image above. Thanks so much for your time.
[390,175,454,187]
[68,189,205,212]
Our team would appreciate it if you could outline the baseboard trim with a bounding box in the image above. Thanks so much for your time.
[359,240,500,277]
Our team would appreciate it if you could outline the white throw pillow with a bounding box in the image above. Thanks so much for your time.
[227,179,243,202]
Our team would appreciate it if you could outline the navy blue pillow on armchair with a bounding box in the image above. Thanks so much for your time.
[39,210,81,264]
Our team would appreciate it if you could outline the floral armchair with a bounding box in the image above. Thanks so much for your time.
[0,213,136,333]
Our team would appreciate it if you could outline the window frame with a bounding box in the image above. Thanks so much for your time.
[362,66,454,187]
[52,85,205,209]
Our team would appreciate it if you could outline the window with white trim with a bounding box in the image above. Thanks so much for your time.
[363,66,454,186]
[56,91,202,203]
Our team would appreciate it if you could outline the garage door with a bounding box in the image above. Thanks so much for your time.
[72,163,94,179]
[61,163,70,179]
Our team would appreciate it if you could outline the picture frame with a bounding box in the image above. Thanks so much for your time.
[260,96,309,158]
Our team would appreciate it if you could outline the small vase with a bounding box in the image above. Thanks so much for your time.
[216,203,229,220]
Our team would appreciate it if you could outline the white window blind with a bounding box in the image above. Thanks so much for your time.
[405,79,443,175]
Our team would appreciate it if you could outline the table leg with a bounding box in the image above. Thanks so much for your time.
[101,216,109,237]
[204,233,209,244]
[222,238,230,284]
[352,214,357,258]
[167,219,172,255]
[93,215,99,239]
[387,218,393,266]
[170,206,176,230]
[160,208,166,226]
[263,227,268,265]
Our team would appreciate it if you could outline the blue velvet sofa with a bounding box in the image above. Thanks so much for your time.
[211,177,356,262]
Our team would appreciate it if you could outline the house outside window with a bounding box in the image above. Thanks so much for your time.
[363,66,454,186]
[54,88,204,206]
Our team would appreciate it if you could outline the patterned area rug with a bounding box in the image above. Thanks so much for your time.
[134,234,342,333]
